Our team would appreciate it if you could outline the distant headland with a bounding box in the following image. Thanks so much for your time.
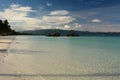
[21,29,120,37]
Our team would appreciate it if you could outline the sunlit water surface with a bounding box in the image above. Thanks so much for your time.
[8,36,120,80]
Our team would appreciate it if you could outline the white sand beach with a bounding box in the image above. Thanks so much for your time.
[0,36,43,80]
[0,36,18,80]
[0,36,14,49]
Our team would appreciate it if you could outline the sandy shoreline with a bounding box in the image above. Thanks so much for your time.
[0,36,14,50]
[0,36,40,80]
[0,36,17,80]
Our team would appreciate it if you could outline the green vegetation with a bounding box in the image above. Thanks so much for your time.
[0,20,16,35]
[46,29,60,37]
[45,29,79,37]
[66,30,79,37]
[23,29,120,37]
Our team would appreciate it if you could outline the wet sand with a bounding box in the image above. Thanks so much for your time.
[0,36,17,80]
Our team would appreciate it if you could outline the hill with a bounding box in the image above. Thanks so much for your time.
[21,29,120,36]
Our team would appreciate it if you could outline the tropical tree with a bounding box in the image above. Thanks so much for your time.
[0,19,16,35]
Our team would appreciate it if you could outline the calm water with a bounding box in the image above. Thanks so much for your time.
[9,36,120,80]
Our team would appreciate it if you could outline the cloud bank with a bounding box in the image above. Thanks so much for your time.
[0,4,76,31]
[0,3,119,32]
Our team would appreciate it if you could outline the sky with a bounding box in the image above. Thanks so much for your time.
[0,0,120,32]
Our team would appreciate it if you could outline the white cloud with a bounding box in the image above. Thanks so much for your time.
[0,4,76,31]
[42,16,75,25]
[10,4,34,12]
[46,2,52,7]
[91,19,102,23]
[64,25,70,30]
[56,23,82,30]
[49,10,69,16]
[0,4,41,30]
[75,23,82,28]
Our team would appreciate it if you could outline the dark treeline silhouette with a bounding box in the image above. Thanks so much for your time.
[23,29,120,37]
[46,29,60,37]
[0,20,16,35]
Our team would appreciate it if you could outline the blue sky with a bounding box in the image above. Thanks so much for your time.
[0,0,120,32]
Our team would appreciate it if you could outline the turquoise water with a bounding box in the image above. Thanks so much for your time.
[9,36,120,80]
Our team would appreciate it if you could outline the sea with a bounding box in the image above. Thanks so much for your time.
[8,36,120,80]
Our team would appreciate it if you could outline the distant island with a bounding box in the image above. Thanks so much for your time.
[21,29,120,37]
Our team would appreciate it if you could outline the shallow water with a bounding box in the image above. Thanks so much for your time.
[8,36,120,80]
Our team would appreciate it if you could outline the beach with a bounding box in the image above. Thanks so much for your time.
[0,36,33,80]
[0,36,14,60]
[0,36,47,80]
[0,36,17,80]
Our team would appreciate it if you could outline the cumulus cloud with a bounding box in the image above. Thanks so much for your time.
[55,23,82,30]
[46,2,52,7]
[63,25,70,30]
[0,4,76,31]
[0,4,40,30]
[91,19,102,23]
[42,16,75,25]
[10,4,34,12]
[75,23,82,28]
[49,10,69,16]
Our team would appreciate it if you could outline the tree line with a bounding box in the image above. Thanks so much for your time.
[0,20,16,35]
